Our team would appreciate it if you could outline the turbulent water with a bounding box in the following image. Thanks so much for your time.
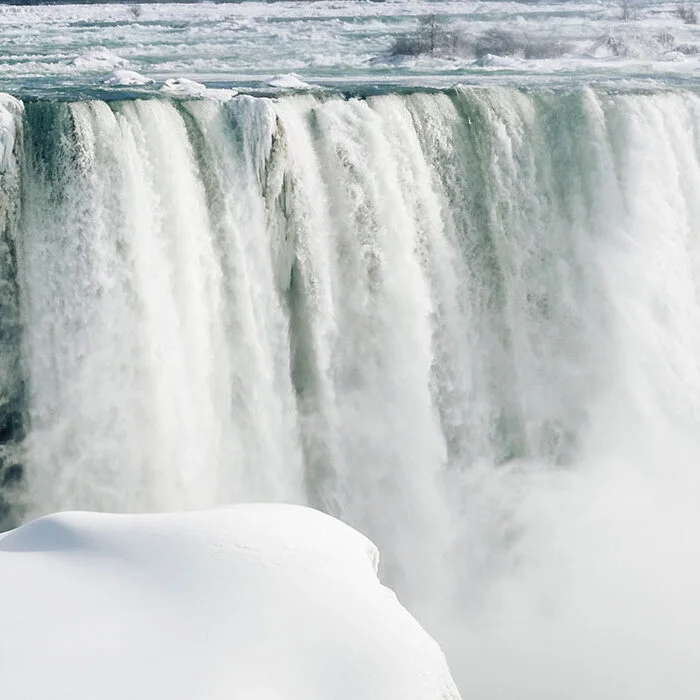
[2,1,700,698]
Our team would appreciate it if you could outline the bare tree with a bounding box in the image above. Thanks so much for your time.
[389,14,466,57]
[620,0,637,21]
[677,4,698,24]
[421,14,438,56]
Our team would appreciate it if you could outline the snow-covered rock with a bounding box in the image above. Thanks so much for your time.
[103,69,155,86]
[159,78,238,100]
[264,73,313,89]
[0,94,22,174]
[0,504,460,700]
[161,77,209,96]
[0,93,22,242]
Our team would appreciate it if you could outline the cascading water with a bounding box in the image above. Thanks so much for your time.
[1,87,700,698]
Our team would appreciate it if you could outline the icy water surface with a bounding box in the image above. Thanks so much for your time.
[2,0,700,99]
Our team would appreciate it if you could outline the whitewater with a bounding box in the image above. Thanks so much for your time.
[2,1,700,698]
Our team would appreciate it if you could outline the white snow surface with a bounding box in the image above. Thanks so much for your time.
[0,503,460,700]
[160,76,209,96]
[264,73,314,89]
[160,77,237,100]
[103,69,154,86]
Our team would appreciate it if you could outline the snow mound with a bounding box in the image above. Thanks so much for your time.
[161,77,208,96]
[0,504,460,700]
[264,73,313,89]
[103,69,154,86]
[160,78,238,100]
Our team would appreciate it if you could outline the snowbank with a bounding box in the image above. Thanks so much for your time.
[0,504,460,700]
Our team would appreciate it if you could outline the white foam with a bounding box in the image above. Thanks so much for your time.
[71,47,128,71]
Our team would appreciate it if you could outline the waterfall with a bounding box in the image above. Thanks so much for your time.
[2,86,700,697]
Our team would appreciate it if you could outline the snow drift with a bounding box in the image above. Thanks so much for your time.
[0,503,460,700]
